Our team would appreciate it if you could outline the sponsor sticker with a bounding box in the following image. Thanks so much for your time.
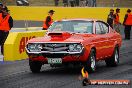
[84,80,130,85]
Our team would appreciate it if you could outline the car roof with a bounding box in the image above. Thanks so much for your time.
[55,18,100,22]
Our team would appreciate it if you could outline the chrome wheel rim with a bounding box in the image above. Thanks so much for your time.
[91,54,95,70]
[115,49,119,63]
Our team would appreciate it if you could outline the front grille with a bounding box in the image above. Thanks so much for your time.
[26,43,84,55]
[42,43,68,52]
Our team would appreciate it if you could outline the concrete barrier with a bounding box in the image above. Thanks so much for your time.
[4,30,46,61]
[8,6,131,23]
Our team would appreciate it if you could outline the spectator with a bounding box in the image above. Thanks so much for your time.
[107,9,114,28]
[114,8,121,33]
[86,0,89,6]
[123,9,132,40]
[0,6,13,55]
[54,0,59,6]
[75,0,79,6]
[86,0,96,7]
[80,0,86,7]
[69,0,75,7]
[93,0,96,7]
[63,0,68,7]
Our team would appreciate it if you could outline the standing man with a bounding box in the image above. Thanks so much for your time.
[107,9,114,28]
[75,0,79,6]
[114,8,121,33]
[93,0,96,7]
[80,0,86,7]
[123,9,132,40]
[69,0,75,7]
[0,6,13,55]
[63,0,68,7]
[42,10,55,30]
[54,0,59,6]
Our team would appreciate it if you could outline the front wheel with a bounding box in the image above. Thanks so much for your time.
[105,47,119,67]
[29,60,42,73]
[85,49,96,73]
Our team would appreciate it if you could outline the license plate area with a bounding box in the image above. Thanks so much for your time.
[48,58,62,64]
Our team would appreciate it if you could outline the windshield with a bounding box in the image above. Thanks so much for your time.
[48,20,93,33]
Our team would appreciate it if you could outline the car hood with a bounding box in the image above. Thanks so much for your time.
[27,32,93,43]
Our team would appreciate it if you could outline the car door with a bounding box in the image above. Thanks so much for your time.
[94,21,109,60]
[100,21,114,57]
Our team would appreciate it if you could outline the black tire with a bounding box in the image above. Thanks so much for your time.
[105,47,119,67]
[29,60,42,73]
[85,49,96,73]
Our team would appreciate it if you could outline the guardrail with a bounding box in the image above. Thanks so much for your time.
[4,30,46,61]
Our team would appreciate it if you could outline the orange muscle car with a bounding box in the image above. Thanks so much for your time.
[26,19,122,73]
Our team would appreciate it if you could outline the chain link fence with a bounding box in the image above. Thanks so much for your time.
[1,0,132,7]
[97,0,132,7]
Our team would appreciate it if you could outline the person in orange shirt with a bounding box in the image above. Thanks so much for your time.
[123,9,132,40]
[0,6,13,55]
[114,8,121,33]
[42,10,55,30]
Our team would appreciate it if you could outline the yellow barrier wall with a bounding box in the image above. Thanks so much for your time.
[8,6,131,23]
[4,30,46,61]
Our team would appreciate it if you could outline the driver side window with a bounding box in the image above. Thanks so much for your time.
[95,22,102,34]
[101,22,109,34]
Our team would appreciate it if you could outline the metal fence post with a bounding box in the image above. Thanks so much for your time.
[112,0,114,7]
[24,20,28,31]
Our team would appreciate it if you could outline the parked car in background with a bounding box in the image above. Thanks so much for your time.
[16,0,29,6]
[25,19,122,73]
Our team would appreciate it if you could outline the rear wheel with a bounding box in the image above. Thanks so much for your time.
[105,47,119,67]
[29,60,42,73]
[85,49,96,73]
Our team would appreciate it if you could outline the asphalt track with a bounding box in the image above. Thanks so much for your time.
[0,21,132,88]
[13,21,43,28]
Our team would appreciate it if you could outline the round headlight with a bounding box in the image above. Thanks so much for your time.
[68,44,83,52]
[69,44,75,51]
[27,44,42,52]
[37,44,42,49]
[28,44,36,51]
[76,45,82,51]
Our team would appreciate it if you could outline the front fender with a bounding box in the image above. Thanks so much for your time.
[81,44,95,62]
